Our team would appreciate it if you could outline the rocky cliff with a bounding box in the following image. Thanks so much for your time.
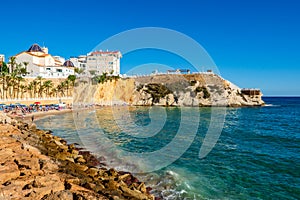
[74,74,264,107]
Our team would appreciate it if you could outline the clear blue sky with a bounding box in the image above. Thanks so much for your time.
[1,0,299,96]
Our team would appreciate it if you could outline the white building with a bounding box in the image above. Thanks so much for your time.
[0,54,4,70]
[0,54,5,63]
[86,50,121,75]
[14,44,74,78]
[53,55,66,65]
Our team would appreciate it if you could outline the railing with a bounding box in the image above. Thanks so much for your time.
[241,89,261,96]
[121,71,215,78]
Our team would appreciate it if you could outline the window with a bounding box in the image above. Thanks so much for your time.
[46,68,51,70]
[56,69,62,72]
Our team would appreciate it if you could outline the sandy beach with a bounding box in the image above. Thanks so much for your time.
[9,108,74,122]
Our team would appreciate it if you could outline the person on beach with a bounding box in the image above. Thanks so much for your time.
[31,115,34,122]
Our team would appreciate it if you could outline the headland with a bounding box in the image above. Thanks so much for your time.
[74,73,265,107]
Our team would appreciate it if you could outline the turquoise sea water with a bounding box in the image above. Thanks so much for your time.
[36,97,300,199]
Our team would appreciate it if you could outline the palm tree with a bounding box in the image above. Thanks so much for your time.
[51,87,58,98]
[0,71,7,99]
[57,82,66,97]
[19,85,27,99]
[8,56,17,73]
[67,75,76,96]
[35,76,44,98]
[74,67,84,75]
[16,76,24,99]
[64,79,70,96]
[23,62,29,74]
[27,82,34,98]
[9,72,17,98]
[5,75,13,99]
[67,75,76,86]
[43,80,53,97]
[31,80,38,98]
[0,62,9,99]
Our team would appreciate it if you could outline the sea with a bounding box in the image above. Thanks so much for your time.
[36,97,300,200]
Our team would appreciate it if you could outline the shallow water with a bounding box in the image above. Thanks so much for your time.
[36,97,300,199]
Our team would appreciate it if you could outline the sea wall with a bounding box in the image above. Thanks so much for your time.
[84,74,264,107]
[0,113,155,200]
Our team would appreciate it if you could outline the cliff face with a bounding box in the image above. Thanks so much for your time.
[77,74,264,107]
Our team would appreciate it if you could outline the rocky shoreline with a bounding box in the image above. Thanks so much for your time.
[0,113,156,200]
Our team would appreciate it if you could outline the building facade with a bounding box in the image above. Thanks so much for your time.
[14,44,74,78]
[0,54,4,69]
[0,54,5,63]
[86,50,121,75]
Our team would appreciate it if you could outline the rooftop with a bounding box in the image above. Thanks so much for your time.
[27,44,44,53]
[63,60,75,67]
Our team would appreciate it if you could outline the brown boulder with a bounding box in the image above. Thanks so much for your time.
[0,161,20,185]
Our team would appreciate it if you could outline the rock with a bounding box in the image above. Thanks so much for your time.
[90,74,264,107]
[66,162,89,173]
[76,157,86,164]
[108,168,118,177]
[118,173,131,181]
[0,120,155,200]
[14,156,40,170]
[137,182,147,193]
[0,161,20,185]
[79,151,101,167]
[120,186,149,200]
[29,123,37,130]
[65,157,75,163]
[86,167,99,177]
[65,177,81,185]
[41,190,73,200]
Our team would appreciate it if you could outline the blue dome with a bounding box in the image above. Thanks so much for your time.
[63,60,74,67]
[27,44,44,53]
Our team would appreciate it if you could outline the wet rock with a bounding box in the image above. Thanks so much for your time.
[79,151,101,167]
[118,173,131,181]
[137,182,147,193]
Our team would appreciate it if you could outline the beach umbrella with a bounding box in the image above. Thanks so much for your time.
[34,102,41,104]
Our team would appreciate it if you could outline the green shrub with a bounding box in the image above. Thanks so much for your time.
[190,80,197,86]
[195,86,210,99]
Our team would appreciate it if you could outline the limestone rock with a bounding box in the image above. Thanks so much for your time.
[0,161,20,185]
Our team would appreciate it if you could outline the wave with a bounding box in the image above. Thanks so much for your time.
[264,104,280,107]
[137,170,202,200]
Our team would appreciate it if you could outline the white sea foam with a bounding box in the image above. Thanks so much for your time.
[264,104,280,107]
